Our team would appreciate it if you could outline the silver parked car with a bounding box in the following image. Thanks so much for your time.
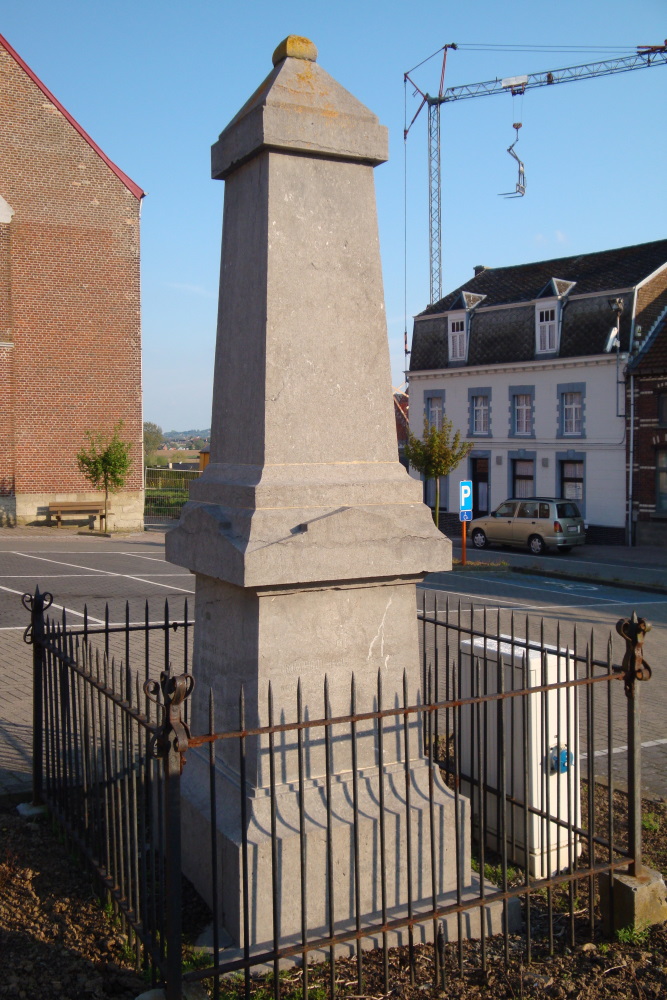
[468,498,586,555]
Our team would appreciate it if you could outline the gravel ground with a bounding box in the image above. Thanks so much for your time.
[0,801,145,1000]
[1,794,666,1000]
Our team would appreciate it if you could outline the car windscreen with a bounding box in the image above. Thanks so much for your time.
[556,502,581,519]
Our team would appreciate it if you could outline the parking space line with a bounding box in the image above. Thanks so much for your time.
[0,572,190,579]
[11,551,195,595]
[0,582,106,624]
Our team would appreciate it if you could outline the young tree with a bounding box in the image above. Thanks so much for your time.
[77,422,133,530]
[143,421,164,462]
[404,416,473,529]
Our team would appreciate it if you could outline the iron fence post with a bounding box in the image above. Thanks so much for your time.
[32,590,45,806]
[22,587,53,807]
[144,671,194,1000]
[627,679,642,877]
[616,612,652,878]
[164,735,183,1000]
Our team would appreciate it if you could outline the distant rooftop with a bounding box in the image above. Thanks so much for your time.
[420,239,667,316]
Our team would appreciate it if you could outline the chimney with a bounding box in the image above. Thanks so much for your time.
[474,264,487,276]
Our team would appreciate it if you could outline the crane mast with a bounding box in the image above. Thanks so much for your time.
[406,42,667,305]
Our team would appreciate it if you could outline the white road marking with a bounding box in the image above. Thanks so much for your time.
[0,573,189,579]
[10,552,195,595]
[421,579,667,613]
[581,738,667,759]
[0,582,106,624]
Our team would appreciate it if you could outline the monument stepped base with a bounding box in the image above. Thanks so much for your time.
[193,883,522,971]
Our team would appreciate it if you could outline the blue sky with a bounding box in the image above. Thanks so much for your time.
[3,1,666,430]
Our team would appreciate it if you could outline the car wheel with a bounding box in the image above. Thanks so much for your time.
[528,534,545,555]
[472,528,487,549]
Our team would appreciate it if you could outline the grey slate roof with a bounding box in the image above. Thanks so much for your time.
[421,239,667,314]
[410,239,667,372]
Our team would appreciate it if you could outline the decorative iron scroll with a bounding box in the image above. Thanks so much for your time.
[21,590,53,644]
[144,671,194,761]
[616,611,652,697]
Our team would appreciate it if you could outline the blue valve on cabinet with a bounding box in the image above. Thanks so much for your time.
[549,744,573,774]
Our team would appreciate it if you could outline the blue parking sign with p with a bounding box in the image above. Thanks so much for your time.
[459,480,473,521]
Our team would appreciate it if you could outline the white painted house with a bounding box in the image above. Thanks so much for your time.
[408,239,667,544]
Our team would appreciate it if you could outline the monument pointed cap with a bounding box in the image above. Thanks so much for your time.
[212,36,388,180]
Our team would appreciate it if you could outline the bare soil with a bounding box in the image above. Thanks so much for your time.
[1,793,666,1000]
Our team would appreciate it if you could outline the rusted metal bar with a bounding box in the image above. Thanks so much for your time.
[188,669,620,748]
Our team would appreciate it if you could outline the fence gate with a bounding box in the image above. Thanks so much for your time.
[24,587,653,1000]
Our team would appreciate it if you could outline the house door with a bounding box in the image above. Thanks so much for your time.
[471,458,489,517]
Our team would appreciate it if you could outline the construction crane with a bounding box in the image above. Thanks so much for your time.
[405,42,667,306]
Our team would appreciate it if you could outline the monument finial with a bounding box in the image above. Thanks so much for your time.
[272,35,318,66]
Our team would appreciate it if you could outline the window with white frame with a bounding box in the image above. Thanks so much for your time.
[449,314,466,361]
[536,305,557,353]
[426,395,443,431]
[514,393,532,435]
[512,459,534,497]
[472,395,489,435]
[561,460,584,501]
[563,392,582,435]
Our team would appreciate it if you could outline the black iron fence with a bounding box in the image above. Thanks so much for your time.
[144,466,201,522]
[23,588,652,1000]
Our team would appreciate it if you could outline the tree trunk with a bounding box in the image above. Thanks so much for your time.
[434,476,440,530]
[104,482,109,533]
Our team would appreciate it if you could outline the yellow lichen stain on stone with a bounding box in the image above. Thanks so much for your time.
[272,36,318,66]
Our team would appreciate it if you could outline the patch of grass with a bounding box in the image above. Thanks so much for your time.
[452,559,510,570]
[470,856,520,885]
[182,948,213,975]
[616,924,650,946]
[642,812,661,833]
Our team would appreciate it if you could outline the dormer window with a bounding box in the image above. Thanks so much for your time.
[534,279,574,357]
[449,313,466,361]
[536,303,557,353]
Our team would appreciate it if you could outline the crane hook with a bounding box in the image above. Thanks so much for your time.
[499,123,526,198]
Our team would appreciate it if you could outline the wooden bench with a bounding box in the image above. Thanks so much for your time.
[47,502,109,530]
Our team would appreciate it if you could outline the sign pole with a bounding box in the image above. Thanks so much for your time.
[459,480,473,568]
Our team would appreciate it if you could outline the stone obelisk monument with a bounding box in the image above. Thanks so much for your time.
[167,36,469,950]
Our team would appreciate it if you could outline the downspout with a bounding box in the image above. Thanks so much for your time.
[627,371,635,547]
[626,287,638,546]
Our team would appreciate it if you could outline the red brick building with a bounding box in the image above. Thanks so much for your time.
[0,34,144,528]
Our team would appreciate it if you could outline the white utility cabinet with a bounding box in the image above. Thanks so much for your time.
[459,637,582,878]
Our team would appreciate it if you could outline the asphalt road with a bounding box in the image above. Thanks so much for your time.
[420,566,667,799]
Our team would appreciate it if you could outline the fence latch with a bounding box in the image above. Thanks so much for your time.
[616,612,652,697]
[145,671,194,765]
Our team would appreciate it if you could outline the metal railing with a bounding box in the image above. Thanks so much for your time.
[23,588,652,1000]
[23,589,193,990]
[144,467,201,522]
